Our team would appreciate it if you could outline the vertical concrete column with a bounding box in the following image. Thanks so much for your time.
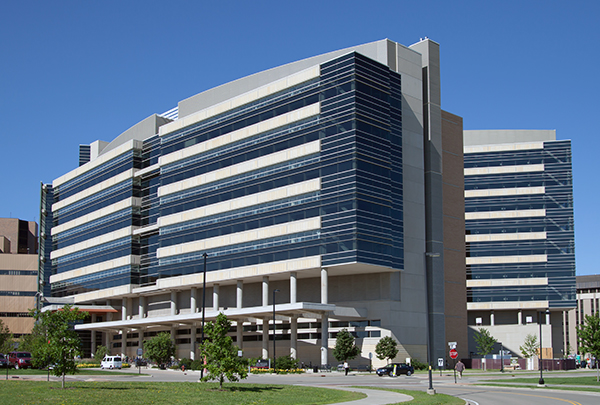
[262,276,269,306]
[518,310,523,325]
[138,327,144,352]
[290,272,297,304]
[490,311,495,326]
[237,280,243,309]
[321,268,328,304]
[190,323,196,360]
[191,287,197,313]
[122,298,128,320]
[171,291,178,316]
[321,314,328,366]
[139,296,146,319]
[170,325,176,341]
[213,284,220,310]
[262,318,269,359]
[546,311,551,325]
[121,329,128,358]
[290,315,297,359]
[90,318,97,357]
[236,321,243,350]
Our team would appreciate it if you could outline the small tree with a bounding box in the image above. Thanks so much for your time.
[519,334,539,359]
[375,336,399,364]
[474,328,497,371]
[94,345,110,360]
[144,332,176,368]
[200,313,248,389]
[275,354,299,370]
[0,320,13,354]
[26,305,88,389]
[332,329,361,363]
[577,313,600,382]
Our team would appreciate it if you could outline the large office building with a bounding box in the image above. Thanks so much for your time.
[0,218,38,337]
[565,275,600,358]
[40,38,467,366]
[463,130,576,360]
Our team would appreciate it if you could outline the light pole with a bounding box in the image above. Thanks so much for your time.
[499,342,503,373]
[272,289,280,371]
[424,252,440,394]
[539,309,550,385]
[200,253,208,381]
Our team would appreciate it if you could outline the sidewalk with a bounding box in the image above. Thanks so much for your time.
[329,386,413,404]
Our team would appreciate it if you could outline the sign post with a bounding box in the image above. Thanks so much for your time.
[438,358,444,376]
[449,349,458,383]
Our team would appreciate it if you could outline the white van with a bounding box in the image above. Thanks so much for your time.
[101,355,122,369]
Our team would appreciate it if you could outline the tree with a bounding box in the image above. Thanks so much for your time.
[332,329,361,363]
[144,332,176,368]
[473,328,497,371]
[577,313,600,382]
[0,320,14,354]
[25,305,88,389]
[519,334,539,359]
[375,336,399,364]
[200,313,248,389]
[94,345,110,360]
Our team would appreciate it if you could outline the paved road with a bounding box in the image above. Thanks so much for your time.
[16,367,600,404]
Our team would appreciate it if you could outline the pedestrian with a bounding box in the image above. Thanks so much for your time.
[344,360,349,376]
[455,360,465,379]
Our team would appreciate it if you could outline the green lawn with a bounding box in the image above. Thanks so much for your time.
[0,368,138,376]
[0,381,364,405]
[482,376,600,393]
[354,386,464,405]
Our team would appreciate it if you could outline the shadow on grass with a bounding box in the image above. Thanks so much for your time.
[51,383,284,393]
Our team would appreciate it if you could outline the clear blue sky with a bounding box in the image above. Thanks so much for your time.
[1,1,598,275]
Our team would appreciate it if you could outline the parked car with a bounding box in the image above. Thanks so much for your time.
[8,352,33,369]
[376,363,414,376]
[100,355,122,370]
[0,354,8,368]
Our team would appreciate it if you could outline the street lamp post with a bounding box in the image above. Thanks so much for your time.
[539,309,550,385]
[424,252,440,395]
[499,342,503,373]
[200,253,208,380]
[272,289,280,371]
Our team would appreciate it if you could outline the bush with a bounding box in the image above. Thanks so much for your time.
[179,358,192,369]
[274,355,298,371]
[410,359,428,371]
[190,359,204,370]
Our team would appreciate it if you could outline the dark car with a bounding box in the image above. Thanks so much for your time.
[8,351,33,369]
[0,354,8,368]
[376,362,414,376]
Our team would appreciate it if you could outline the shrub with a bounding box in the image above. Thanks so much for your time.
[274,354,298,371]
[410,359,428,371]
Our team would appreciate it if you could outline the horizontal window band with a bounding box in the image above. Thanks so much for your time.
[159,178,321,229]
[52,169,138,211]
[466,277,548,287]
[466,254,547,265]
[50,255,140,284]
[465,186,545,198]
[160,103,320,168]
[159,230,320,266]
[464,142,544,154]
[464,164,545,176]
[465,209,546,220]
[50,226,137,260]
[158,140,321,198]
[52,197,141,236]
[157,216,321,259]
[465,232,547,242]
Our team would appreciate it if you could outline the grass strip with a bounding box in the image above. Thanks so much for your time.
[484,376,600,386]
[0,381,364,405]
[354,386,464,404]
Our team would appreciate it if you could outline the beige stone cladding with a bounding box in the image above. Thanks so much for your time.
[0,253,38,335]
